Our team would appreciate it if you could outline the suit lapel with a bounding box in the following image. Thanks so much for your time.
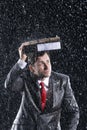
[49,74,61,109]
[25,73,42,112]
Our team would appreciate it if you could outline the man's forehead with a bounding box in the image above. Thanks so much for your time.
[37,53,49,58]
[36,53,50,61]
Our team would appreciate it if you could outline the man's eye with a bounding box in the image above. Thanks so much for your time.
[38,62,43,66]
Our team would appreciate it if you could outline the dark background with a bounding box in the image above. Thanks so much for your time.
[0,0,87,130]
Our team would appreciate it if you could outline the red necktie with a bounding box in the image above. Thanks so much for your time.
[40,82,47,111]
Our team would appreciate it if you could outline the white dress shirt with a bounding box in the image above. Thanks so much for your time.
[38,78,49,91]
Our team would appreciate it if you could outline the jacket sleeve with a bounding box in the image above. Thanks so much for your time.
[4,62,25,92]
[63,76,80,130]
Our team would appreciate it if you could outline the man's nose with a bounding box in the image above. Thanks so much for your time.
[44,63,48,70]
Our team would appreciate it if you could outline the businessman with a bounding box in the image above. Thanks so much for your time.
[5,41,79,130]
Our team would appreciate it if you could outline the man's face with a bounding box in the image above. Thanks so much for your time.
[30,53,52,79]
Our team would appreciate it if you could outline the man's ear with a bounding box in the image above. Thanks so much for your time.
[29,65,35,73]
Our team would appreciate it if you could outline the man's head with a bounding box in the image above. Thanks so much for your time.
[28,51,52,80]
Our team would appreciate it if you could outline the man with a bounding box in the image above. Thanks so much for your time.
[5,41,79,130]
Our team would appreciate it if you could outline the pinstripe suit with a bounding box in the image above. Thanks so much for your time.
[5,62,79,130]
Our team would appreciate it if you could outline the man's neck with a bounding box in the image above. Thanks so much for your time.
[38,77,49,87]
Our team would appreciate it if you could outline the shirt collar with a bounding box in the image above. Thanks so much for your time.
[38,77,49,87]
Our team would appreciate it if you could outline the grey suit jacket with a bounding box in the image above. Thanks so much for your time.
[5,62,79,130]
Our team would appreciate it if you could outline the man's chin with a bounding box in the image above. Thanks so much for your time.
[37,74,50,80]
[43,73,51,78]
[34,71,51,80]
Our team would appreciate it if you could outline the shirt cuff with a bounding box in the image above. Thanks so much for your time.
[17,59,27,69]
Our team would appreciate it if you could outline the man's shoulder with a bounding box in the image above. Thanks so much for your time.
[51,71,69,80]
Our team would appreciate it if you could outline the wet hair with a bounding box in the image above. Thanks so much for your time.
[27,51,50,65]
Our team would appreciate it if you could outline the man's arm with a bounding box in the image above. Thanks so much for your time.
[5,42,30,92]
[4,59,27,91]
[63,76,80,130]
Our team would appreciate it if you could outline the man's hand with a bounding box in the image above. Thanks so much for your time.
[18,42,30,61]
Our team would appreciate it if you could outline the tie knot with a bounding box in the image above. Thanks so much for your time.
[40,82,44,88]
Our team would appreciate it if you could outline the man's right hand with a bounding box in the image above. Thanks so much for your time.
[18,42,30,61]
